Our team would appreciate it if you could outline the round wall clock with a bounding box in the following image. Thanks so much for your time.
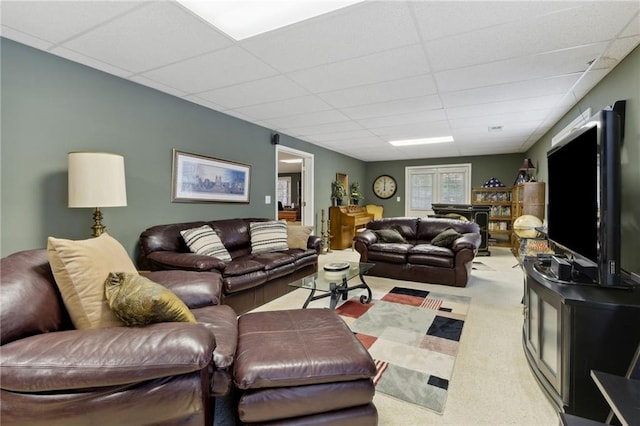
[373,175,397,199]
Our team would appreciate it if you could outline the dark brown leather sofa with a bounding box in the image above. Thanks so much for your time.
[354,217,481,287]
[138,218,322,314]
[0,249,238,426]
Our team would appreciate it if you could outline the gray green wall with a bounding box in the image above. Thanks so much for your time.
[0,38,366,258]
[525,45,640,278]
[364,154,524,217]
[4,36,637,278]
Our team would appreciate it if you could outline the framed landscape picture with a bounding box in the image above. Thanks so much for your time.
[171,149,251,203]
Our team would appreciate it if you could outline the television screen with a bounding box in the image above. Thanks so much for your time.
[547,126,598,264]
[547,109,622,286]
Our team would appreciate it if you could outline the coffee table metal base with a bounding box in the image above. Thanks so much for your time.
[302,272,372,310]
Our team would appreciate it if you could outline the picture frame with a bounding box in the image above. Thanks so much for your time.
[336,173,348,194]
[171,149,251,203]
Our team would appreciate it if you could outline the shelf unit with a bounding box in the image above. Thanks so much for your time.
[512,182,546,220]
[472,186,513,247]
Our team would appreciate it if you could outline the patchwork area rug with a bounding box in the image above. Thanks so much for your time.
[336,287,471,414]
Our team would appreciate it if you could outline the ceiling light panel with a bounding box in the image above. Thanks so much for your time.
[389,136,454,146]
[177,0,363,40]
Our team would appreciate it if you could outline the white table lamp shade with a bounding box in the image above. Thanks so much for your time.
[68,152,127,208]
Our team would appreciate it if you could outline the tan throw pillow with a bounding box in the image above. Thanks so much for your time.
[250,220,288,254]
[287,225,314,249]
[47,233,138,329]
[105,272,196,326]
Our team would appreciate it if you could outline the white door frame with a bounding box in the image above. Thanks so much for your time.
[275,145,315,227]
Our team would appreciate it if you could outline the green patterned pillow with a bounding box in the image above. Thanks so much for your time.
[181,225,232,261]
[105,272,196,326]
[374,228,407,243]
[250,220,288,254]
[431,228,463,247]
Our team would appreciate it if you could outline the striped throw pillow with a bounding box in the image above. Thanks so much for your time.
[250,220,289,254]
[181,225,232,261]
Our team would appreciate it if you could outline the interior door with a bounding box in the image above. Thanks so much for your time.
[276,145,314,226]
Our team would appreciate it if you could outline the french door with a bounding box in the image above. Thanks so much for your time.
[405,164,471,217]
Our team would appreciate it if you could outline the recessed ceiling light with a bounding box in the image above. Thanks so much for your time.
[280,158,303,163]
[177,0,364,41]
[388,136,454,146]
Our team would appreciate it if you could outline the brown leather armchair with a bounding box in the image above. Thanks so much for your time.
[0,249,236,426]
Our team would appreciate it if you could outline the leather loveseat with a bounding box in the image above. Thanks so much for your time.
[354,217,481,287]
[138,218,322,314]
[0,248,239,425]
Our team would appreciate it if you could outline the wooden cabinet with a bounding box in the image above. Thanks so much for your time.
[523,259,640,421]
[329,206,374,250]
[472,186,513,247]
[513,182,545,220]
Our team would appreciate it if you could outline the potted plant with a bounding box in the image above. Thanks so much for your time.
[331,180,346,205]
[350,182,364,205]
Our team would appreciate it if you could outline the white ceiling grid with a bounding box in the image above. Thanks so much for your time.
[1,0,639,162]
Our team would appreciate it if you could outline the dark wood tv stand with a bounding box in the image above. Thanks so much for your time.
[522,258,640,421]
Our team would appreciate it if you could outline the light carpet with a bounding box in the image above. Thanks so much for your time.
[336,287,470,414]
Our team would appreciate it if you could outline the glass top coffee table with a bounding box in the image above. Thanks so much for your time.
[289,262,374,309]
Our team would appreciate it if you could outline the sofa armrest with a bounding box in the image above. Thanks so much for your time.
[147,251,227,272]
[0,323,215,392]
[307,235,322,253]
[353,229,378,246]
[145,270,223,308]
[452,232,481,252]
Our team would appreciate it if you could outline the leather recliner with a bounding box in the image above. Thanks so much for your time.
[0,249,238,426]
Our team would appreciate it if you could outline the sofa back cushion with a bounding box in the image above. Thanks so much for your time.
[416,217,480,244]
[366,218,419,242]
[1,249,70,345]
[140,221,208,255]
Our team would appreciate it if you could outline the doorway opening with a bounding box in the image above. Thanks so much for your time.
[275,145,314,227]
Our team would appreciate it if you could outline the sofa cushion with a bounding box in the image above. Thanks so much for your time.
[367,243,412,264]
[250,221,288,254]
[105,272,196,326]
[431,228,463,247]
[408,245,455,267]
[287,225,314,249]
[374,228,407,243]
[223,258,265,277]
[47,233,137,329]
[181,225,232,261]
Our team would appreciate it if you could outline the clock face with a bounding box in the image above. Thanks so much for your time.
[373,175,397,199]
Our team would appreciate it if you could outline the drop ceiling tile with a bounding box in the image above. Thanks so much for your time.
[411,1,578,41]
[0,26,54,50]
[232,96,333,120]
[369,120,452,140]
[440,75,579,108]
[49,46,133,78]
[197,76,308,109]
[619,13,640,38]
[357,109,447,129]
[287,44,429,93]
[435,42,608,92]
[342,95,442,120]
[183,95,225,112]
[265,110,350,129]
[130,75,188,98]
[318,75,437,109]
[281,120,364,137]
[0,1,141,44]
[140,47,278,94]
[62,2,233,73]
[425,2,639,72]
[445,94,565,120]
[308,130,377,143]
[241,1,419,73]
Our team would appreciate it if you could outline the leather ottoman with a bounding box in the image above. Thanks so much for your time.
[234,309,378,425]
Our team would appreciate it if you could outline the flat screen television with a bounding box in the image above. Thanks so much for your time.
[546,108,622,286]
